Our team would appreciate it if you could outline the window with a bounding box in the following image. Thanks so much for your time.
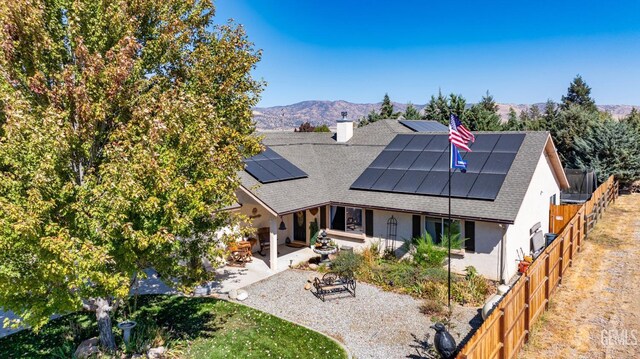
[425,217,461,245]
[330,206,363,233]
[464,221,476,252]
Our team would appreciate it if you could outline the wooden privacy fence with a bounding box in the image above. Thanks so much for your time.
[457,176,618,359]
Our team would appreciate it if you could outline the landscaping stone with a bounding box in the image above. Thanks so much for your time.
[74,337,99,359]
[309,263,318,270]
[236,289,249,301]
[307,274,315,282]
[228,288,238,300]
[148,346,165,359]
[304,282,311,290]
[242,269,480,359]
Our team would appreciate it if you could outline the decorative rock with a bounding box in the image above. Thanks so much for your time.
[307,274,315,282]
[228,289,238,300]
[148,346,166,359]
[304,282,311,290]
[309,263,318,270]
[131,355,143,359]
[236,289,249,301]
[74,337,99,359]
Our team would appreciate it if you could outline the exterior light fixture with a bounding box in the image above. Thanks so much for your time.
[278,217,286,231]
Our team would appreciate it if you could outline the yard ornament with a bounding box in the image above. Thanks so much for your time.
[431,322,457,359]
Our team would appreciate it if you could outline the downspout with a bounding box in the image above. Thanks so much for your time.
[499,224,508,284]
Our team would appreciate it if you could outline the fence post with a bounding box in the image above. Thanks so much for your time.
[524,276,531,342]
[499,306,506,359]
[568,224,574,267]
[544,253,550,309]
[558,236,564,285]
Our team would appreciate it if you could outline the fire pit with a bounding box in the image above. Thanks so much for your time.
[313,230,337,264]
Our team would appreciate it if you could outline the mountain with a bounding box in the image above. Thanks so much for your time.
[252,100,638,130]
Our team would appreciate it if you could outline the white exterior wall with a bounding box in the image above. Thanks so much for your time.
[451,221,504,281]
[372,210,414,242]
[503,151,561,281]
[235,190,288,246]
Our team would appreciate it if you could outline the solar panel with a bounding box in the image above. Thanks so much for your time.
[493,133,525,153]
[399,120,449,133]
[350,133,526,200]
[244,146,308,183]
[389,151,420,170]
[416,171,449,195]
[393,170,429,193]
[351,168,386,190]
[467,173,506,200]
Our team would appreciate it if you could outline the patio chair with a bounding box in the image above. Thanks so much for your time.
[257,227,270,256]
[228,240,252,267]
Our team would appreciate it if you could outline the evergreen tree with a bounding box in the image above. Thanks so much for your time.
[572,119,640,185]
[504,107,523,130]
[541,100,558,131]
[422,91,468,125]
[467,92,501,131]
[295,122,316,132]
[552,104,601,163]
[380,93,396,119]
[404,102,421,120]
[623,107,640,130]
[561,75,598,112]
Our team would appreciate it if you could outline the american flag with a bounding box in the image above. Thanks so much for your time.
[449,114,475,152]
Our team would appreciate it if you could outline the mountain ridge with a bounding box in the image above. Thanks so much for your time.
[253,100,638,130]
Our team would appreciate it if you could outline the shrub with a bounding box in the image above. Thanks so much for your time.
[413,233,447,267]
[420,299,447,316]
[331,251,363,277]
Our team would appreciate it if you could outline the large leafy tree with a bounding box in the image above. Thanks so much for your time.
[0,0,262,350]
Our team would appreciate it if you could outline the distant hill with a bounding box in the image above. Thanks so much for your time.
[252,100,638,130]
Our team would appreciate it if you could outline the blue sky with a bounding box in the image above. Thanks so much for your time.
[214,0,640,107]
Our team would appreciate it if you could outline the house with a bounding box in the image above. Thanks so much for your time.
[233,115,569,282]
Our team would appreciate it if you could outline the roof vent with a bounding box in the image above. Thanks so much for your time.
[336,111,353,142]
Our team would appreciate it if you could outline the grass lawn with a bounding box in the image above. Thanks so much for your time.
[0,295,347,358]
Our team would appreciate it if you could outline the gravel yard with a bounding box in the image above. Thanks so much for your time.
[239,269,480,359]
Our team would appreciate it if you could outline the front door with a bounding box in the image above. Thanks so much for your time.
[294,211,306,242]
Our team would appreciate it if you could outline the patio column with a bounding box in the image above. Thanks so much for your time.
[269,218,278,271]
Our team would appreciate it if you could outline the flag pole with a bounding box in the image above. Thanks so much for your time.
[448,143,452,312]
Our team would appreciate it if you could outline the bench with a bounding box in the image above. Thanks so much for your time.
[312,272,356,302]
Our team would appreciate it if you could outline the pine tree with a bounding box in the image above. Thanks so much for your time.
[561,75,598,112]
[552,104,601,163]
[404,102,421,120]
[504,107,523,130]
[467,92,501,131]
[380,93,396,119]
[572,119,640,185]
[623,107,640,130]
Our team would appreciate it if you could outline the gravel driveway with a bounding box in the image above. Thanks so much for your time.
[240,269,480,359]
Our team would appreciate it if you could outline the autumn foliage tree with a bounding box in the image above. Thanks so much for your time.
[0,0,262,350]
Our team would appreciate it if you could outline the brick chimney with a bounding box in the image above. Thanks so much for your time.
[336,111,353,143]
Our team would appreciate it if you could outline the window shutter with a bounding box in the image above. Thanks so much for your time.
[320,206,326,229]
[365,210,374,237]
[412,215,421,239]
[464,221,476,252]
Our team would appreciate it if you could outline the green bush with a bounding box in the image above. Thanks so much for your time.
[412,233,447,267]
[331,250,363,277]
[309,220,319,246]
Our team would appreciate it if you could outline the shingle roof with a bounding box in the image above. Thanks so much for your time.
[239,120,555,223]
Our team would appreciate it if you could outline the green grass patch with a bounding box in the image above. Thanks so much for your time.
[0,295,347,359]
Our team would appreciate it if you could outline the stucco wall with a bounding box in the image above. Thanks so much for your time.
[503,151,561,281]
[451,221,504,281]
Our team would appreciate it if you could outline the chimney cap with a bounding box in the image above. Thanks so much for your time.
[337,111,352,123]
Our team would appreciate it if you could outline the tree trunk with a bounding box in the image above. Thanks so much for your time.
[95,297,116,351]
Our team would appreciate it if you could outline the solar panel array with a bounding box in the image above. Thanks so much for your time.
[350,133,525,200]
[244,147,308,183]
[399,120,449,132]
